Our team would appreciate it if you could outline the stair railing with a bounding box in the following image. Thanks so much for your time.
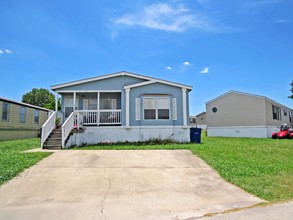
[61,112,75,148]
[41,111,56,149]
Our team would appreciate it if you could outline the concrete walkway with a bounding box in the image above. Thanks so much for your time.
[0,150,263,220]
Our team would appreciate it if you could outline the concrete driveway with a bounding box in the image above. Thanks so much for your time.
[0,150,263,220]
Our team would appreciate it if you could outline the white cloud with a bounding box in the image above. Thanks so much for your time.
[165,66,172,70]
[275,19,288,23]
[0,49,13,54]
[200,67,209,74]
[4,49,13,54]
[114,3,215,32]
[183,61,190,66]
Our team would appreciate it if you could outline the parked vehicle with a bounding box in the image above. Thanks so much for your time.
[272,124,293,139]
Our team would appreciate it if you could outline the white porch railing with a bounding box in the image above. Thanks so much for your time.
[60,110,122,148]
[61,112,75,148]
[41,111,56,149]
[76,109,122,126]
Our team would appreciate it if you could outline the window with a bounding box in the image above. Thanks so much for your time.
[272,105,281,120]
[212,107,217,113]
[65,107,73,118]
[2,102,10,121]
[20,106,26,123]
[189,118,196,123]
[143,96,170,120]
[100,99,116,109]
[284,109,287,116]
[34,110,39,124]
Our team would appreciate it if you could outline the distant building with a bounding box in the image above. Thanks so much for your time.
[196,112,207,130]
[189,112,207,129]
[206,90,293,138]
[189,116,197,125]
[0,97,51,140]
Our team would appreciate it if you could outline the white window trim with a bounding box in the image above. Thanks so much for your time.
[143,96,170,120]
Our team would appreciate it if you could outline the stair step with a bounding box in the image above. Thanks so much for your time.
[43,146,61,150]
[45,138,62,141]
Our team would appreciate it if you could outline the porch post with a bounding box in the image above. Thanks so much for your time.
[73,92,76,111]
[125,88,130,128]
[97,92,100,126]
[182,88,187,127]
[55,92,58,112]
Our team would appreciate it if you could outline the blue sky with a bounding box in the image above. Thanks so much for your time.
[0,0,292,115]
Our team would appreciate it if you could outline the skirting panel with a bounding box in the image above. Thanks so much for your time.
[207,126,279,138]
[0,130,40,141]
[66,126,190,147]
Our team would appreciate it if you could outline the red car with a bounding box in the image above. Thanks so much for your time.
[272,125,293,139]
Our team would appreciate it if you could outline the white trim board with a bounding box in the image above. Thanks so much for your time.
[51,71,192,91]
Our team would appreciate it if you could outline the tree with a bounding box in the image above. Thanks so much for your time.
[22,88,60,110]
[289,81,293,99]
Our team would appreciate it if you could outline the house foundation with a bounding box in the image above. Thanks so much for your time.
[66,126,190,147]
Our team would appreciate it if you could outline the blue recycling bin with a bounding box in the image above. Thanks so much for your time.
[190,128,202,143]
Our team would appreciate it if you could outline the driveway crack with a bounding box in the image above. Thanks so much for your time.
[100,167,111,220]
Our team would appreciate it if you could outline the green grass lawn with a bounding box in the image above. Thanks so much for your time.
[194,135,293,202]
[73,134,293,202]
[0,138,52,186]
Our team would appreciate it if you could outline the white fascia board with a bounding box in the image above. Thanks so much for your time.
[51,71,149,90]
[51,71,192,91]
[55,90,121,93]
[124,79,192,90]
[51,71,127,90]
[124,81,156,89]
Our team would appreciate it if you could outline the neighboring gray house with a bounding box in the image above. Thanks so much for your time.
[41,71,192,148]
[206,90,293,138]
[0,97,51,140]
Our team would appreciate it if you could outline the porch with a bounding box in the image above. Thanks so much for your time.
[74,109,122,126]
[41,91,123,149]
[59,91,122,125]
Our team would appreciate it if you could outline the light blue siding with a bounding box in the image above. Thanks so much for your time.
[56,75,190,127]
[129,83,186,126]
[56,75,145,91]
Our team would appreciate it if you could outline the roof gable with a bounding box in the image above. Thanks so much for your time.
[51,71,192,91]
[206,90,292,110]
[0,97,51,112]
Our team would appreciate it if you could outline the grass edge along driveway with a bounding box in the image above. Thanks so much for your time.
[1,135,293,202]
[0,138,52,186]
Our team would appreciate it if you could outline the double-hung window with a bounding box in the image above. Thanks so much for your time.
[143,96,170,120]
[272,105,281,120]
[34,110,39,124]
[20,106,26,123]
[2,102,10,121]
